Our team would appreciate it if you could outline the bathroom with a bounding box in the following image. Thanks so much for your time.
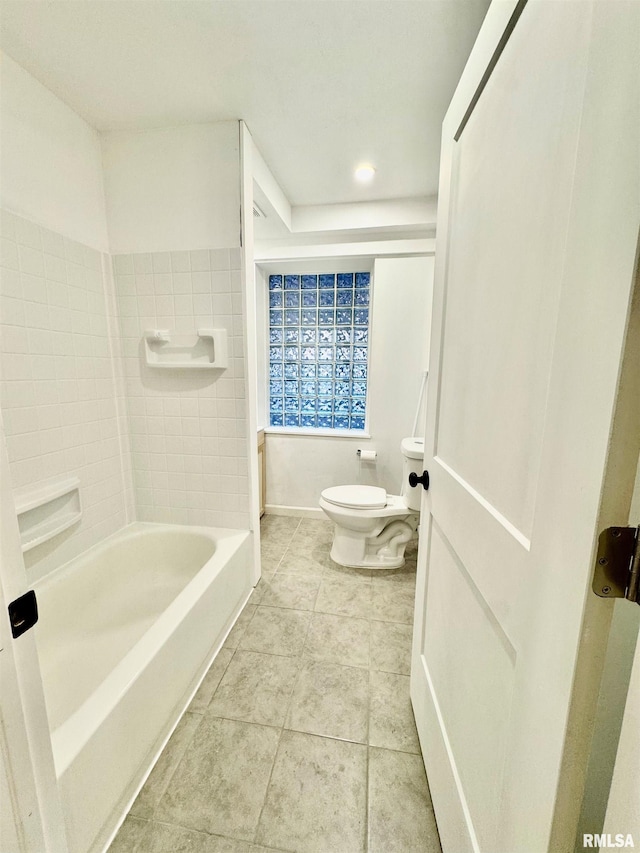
[0,0,449,846]
[2,3,640,853]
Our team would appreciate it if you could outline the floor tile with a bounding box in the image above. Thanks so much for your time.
[287,524,333,555]
[188,648,234,713]
[260,515,300,547]
[155,717,280,841]
[370,582,415,624]
[297,517,333,538]
[286,659,369,743]
[109,815,149,853]
[130,712,202,819]
[262,514,300,532]
[256,730,367,853]
[368,747,441,853]
[238,605,311,656]
[259,573,321,611]
[370,620,412,675]
[277,550,326,577]
[369,670,420,754]
[248,572,275,605]
[314,576,372,619]
[222,604,256,650]
[138,821,283,852]
[260,544,285,573]
[208,650,299,727]
[323,557,372,581]
[303,612,370,668]
[371,562,417,588]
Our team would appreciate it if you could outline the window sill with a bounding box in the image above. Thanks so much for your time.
[264,427,371,439]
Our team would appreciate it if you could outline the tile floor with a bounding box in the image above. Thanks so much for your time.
[110,515,441,853]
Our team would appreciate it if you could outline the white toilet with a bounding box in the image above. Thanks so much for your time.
[319,438,425,569]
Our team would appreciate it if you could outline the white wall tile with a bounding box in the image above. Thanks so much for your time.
[44,253,67,283]
[192,271,212,293]
[114,254,134,275]
[0,237,20,270]
[190,250,210,272]
[170,272,189,294]
[0,210,131,583]
[133,253,153,275]
[41,227,66,259]
[1,206,251,585]
[152,253,171,274]
[210,248,230,271]
[112,247,250,529]
[170,251,190,273]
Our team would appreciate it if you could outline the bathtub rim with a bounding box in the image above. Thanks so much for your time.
[33,521,251,777]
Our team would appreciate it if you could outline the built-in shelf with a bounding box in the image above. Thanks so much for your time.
[14,477,82,553]
[144,328,227,369]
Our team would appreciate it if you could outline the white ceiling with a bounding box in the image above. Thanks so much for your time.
[0,0,490,208]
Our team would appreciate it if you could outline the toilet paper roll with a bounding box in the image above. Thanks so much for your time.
[358,449,377,462]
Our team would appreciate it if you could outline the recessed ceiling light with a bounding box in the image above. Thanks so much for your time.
[354,164,376,183]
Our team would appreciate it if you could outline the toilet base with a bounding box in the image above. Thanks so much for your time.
[330,542,407,570]
[328,515,419,570]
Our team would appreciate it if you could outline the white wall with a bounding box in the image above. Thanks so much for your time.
[0,52,109,251]
[264,255,434,509]
[101,122,241,254]
[255,266,268,429]
[292,198,437,234]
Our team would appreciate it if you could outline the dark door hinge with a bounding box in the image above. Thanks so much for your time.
[8,590,38,638]
[592,526,640,605]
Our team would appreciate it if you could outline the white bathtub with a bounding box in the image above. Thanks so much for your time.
[33,522,254,853]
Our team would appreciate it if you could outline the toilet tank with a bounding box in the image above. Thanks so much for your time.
[401,437,425,511]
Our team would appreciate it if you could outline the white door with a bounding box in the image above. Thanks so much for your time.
[0,585,44,853]
[0,413,68,852]
[410,2,640,852]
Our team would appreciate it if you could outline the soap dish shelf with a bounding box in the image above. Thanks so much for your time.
[144,328,227,369]
[14,477,82,553]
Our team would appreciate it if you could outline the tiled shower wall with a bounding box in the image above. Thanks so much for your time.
[0,210,250,582]
[0,209,133,582]
[112,248,250,529]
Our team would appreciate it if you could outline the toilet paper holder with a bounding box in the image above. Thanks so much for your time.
[357,449,377,462]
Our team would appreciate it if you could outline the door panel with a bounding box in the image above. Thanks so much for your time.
[436,4,589,541]
[423,521,516,849]
[411,2,640,852]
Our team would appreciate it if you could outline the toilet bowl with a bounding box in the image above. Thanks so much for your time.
[319,438,425,569]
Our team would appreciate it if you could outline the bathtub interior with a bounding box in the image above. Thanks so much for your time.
[34,523,219,730]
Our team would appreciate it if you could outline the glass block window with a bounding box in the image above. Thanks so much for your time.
[268,272,370,430]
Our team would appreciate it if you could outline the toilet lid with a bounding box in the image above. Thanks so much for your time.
[322,485,387,509]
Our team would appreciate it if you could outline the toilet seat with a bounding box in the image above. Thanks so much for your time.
[321,485,387,510]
